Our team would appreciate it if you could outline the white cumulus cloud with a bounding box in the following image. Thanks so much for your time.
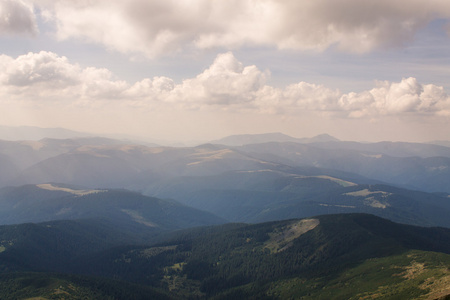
[0,51,127,101]
[172,52,268,107]
[1,51,450,119]
[368,78,450,115]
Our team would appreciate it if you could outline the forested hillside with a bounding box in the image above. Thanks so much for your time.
[0,214,448,299]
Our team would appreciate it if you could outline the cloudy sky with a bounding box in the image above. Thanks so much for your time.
[2,0,450,143]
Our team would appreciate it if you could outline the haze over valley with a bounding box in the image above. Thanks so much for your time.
[2,0,450,298]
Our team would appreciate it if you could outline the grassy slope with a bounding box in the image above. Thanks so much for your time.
[267,250,450,300]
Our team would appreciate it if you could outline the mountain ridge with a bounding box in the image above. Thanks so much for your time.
[0,125,92,141]
[210,132,339,146]
[0,183,225,230]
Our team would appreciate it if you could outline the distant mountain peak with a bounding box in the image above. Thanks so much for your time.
[302,133,340,143]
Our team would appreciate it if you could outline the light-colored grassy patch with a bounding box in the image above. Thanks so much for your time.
[187,149,235,165]
[314,175,357,187]
[344,189,391,197]
[162,262,204,297]
[363,197,389,209]
[165,262,186,273]
[121,209,159,227]
[37,183,106,196]
[292,175,357,187]
[264,219,319,253]
[398,261,426,279]
[53,285,70,295]
[361,153,383,159]
[344,189,391,209]
[419,270,450,300]
[267,250,450,300]
[139,245,177,258]
[319,203,356,208]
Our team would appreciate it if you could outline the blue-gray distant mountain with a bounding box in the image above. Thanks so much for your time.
[0,125,91,141]
[2,135,450,228]
[0,136,134,171]
[237,141,450,192]
[310,140,450,158]
[145,169,450,228]
[429,140,450,148]
[11,143,299,188]
[210,132,339,146]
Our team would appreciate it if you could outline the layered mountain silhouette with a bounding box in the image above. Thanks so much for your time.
[0,134,450,229]
[0,132,450,298]
[2,134,450,193]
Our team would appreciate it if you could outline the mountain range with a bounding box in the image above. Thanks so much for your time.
[0,131,450,298]
[1,134,450,227]
[3,133,450,193]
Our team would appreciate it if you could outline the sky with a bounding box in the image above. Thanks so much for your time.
[1,0,450,143]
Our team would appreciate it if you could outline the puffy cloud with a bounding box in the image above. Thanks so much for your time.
[0,0,38,36]
[172,52,268,107]
[31,0,450,56]
[283,82,342,111]
[368,78,450,115]
[0,51,79,87]
[1,51,450,119]
[126,77,175,100]
[0,51,127,101]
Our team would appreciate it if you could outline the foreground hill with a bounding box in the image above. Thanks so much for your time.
[0,219,147,273]
[0,183,224,229]
[1,214,449,299]
[74,214,450,299]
